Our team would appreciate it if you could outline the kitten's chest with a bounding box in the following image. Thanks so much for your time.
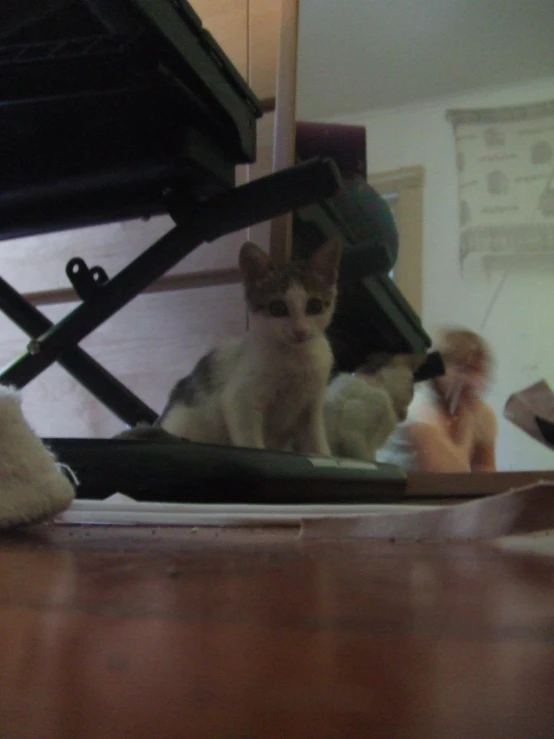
[258,341,332,407]
[271,363,322,404]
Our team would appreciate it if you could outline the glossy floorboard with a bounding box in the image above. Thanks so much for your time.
[1,523,553,738]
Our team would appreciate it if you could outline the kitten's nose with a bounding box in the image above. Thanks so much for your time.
[293,329,309,342]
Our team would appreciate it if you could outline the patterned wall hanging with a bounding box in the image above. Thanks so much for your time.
[447,99,554,264]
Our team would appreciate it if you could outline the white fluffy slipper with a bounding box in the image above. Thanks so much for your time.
[0,385,75,528]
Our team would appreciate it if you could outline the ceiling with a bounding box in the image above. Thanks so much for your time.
[296,0,554,119]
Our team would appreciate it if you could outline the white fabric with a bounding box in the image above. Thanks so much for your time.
[376,385,434,471]
[447,99,554,263]
[302,481,554,541]
[0,385,75,527]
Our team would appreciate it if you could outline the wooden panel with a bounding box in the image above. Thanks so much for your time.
[268,0,299,263]
[246,112,276,251]
[0,217,248,297]
[191,0,281,101]
[0,285,246,438]
[392,178,424,316]
[368,166,425,315]
[1,527,554,738]
[406,470,554,498]
[190,0,248,78]
[25,269,242,309]
[249,0,281,100]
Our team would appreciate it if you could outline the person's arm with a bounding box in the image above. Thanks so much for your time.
[405,421,470,473]
[470,403,497,472]
[471,442,496,472]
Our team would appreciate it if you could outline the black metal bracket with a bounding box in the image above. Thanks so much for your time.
[66,257,109,301]
[0,274,157,426]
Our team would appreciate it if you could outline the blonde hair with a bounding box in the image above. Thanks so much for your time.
[434,327,493,378]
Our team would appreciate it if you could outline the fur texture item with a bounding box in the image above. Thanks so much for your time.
[0,385,75,527]
[324,353,424,462]
[158,239,342,454]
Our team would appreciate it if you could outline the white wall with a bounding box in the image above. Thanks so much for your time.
[330,75,554,470]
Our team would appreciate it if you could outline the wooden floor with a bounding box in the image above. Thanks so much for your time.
[1,523,554,738]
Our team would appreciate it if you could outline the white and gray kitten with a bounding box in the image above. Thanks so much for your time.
[157,238,342,454]
[324,352,424,462]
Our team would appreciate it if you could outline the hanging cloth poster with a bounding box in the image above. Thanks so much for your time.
[447,100,554,263]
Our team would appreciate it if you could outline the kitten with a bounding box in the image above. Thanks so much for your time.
[324,352,424,462]
[157,238,342,454]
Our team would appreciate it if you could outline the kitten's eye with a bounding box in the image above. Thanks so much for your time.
[306,298,324,315]
[268,300,288,317]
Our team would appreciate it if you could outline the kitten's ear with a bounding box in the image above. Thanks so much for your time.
[307,237,342,286]
[239,242,273,282]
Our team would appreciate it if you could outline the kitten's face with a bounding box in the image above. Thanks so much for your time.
[239,239,341,346]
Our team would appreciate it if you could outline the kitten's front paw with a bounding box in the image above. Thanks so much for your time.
[315,442,332,456]
[231,438,265,450]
